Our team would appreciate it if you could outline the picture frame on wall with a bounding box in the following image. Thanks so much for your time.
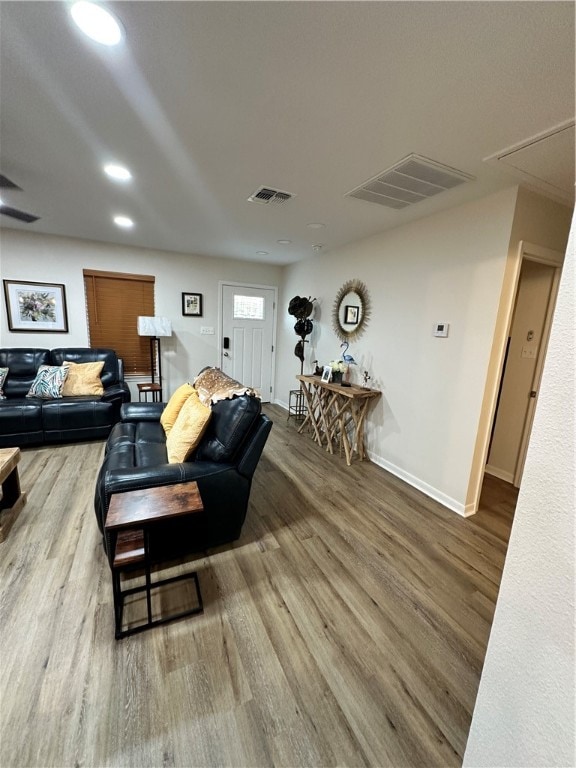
[344,305,359,325]
[182,292,203,317]
[3,279,68,332]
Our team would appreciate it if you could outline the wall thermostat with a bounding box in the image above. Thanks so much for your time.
[433,322,449,337]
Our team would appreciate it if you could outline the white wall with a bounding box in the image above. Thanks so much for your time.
[276,187,519,513]
[463,216,575,767]
[0,230,282,398]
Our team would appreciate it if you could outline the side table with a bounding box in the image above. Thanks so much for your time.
[0,447,27,543]
[105,481,204,639]
[138,382,162,402]
[287,388,307,422]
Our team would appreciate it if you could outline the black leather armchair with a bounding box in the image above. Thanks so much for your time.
[94,393,272,564]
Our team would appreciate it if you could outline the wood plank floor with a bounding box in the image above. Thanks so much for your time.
[0,405,517,768]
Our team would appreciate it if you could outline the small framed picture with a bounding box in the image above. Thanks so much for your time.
[3,279,68,332]
[182,292,203,317]
[344,305,359,325]
[321,365,332,383]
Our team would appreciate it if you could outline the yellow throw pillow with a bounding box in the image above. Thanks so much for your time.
[62,361,104,396]
[160,382,196,435]
[166,391,212,463]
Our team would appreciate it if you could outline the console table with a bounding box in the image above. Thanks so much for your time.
[296,375,381,466]
[105,481,204,639]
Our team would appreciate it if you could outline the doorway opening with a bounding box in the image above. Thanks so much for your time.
[485,258,560,487]
[466,241,563,512]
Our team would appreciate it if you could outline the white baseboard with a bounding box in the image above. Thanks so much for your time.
[367,451,474,517]
[272,399,472,518]
[484,464,514,484]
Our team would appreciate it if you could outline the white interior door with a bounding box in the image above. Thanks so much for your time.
[221,284,276,402]
[486,258,560,487]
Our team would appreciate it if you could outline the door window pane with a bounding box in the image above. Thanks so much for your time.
[234,295,264,320]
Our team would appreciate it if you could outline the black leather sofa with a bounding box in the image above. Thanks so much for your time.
[0,347,131,448]
[94,392,272,564]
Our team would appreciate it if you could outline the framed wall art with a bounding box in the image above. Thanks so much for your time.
[344,305,359,325]
[182,292,203,317]
[3,280,68,332]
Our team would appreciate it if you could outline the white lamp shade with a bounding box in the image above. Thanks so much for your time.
[137,316,172,337]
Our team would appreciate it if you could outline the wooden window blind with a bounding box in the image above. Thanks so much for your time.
[83,269,155,375]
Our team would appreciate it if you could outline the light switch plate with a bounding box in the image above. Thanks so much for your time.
[200,326,215,335]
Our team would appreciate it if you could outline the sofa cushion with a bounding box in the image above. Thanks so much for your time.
[62,360,104,396]
[26,363,70,399]
[0,368,8,399]
[166,390,212,463]
[0,398,44,447]
[160,382,195,435]
[0,349,50,397]
[195,394,261,463]
[104,421,168,468]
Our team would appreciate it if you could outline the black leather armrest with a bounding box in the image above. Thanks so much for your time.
[103,462,235,499]
[120,402,164,422]
[102,382,131,403]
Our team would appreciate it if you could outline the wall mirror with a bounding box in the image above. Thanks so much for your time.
[332,278,371,342]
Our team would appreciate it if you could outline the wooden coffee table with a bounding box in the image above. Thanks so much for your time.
[105,481,204,639]
[0,447,27,543]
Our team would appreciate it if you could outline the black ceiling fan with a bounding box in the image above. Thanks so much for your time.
[0,174,40,223]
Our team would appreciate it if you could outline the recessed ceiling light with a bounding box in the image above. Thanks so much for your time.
[306,222,325,229]
[256,251,269,256]
[71,2,123,46]
[277,239,292,245]
[104,163,131,181]
[114,215,133,228]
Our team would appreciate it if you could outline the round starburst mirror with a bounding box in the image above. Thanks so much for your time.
[332,279,371,343]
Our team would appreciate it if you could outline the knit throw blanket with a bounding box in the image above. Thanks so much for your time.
[193,367,260,406]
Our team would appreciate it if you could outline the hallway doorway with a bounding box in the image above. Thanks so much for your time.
[486,258,560,487]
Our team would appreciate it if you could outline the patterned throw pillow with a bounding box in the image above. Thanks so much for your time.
[26,363,70,399]
[0,367,8,399]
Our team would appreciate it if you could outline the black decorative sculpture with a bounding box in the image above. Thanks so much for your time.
[288,295,316,374]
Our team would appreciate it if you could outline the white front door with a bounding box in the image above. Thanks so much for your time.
[221,283,276,402]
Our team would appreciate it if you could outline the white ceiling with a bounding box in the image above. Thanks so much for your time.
[0,1,574,265]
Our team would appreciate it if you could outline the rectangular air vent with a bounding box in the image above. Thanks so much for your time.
[247,186,294,205]
[346,154,474,209]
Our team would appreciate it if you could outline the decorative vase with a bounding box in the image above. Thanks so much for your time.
[332,371,343,384]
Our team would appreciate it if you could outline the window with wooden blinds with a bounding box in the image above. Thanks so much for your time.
[83,269,155,375]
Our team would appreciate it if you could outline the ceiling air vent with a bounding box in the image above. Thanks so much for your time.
[247,186,295,205]
[346,154,475,210]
